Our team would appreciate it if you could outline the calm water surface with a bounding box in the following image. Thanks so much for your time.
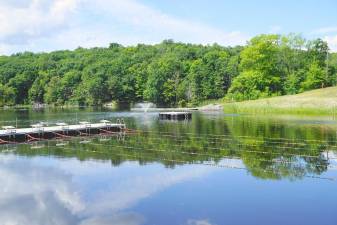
[1,108,337,225]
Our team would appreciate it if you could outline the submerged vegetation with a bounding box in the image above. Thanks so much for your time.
[0,34,336,107]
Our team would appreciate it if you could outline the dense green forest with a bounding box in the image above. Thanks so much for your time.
[0,34,336,107]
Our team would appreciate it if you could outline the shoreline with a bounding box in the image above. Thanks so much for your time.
[2,103,336,116]
[222,103,337,116]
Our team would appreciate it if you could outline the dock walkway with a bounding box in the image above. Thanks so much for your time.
[0,122,126,144]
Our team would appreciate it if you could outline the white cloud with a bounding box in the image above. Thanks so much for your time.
[0,0,249,55]
[84,165,215,216]
[0,155,84,212]
[0,155,83,225]
[79,213,144,225]
[324,34,337,52]
[268,25,282,34]
[0,154,218,225]
[309,25,337,52]
[187,219,214,225]
[0,0,80,44]
[312,26,337,34]
[88,0,248,46]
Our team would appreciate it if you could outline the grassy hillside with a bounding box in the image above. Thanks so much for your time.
[223,87,337,115]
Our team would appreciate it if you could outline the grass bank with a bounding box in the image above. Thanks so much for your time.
[222,87,337,116]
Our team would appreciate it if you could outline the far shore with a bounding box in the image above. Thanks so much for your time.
[2,87,337,116]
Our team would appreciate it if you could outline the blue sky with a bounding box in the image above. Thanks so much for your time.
[0,0,337,55]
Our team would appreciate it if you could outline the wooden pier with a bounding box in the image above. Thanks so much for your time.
[0,121,126,145]
[131,107,198,112]
[159,112,192,120]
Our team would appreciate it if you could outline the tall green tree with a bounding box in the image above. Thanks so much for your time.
[0,84,15,106]
[301,61,326,90]
[229,34,282,100]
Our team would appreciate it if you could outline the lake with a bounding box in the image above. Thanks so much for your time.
[0,108,337,225]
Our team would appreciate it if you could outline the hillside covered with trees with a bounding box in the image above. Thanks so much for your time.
[0,34,336,107]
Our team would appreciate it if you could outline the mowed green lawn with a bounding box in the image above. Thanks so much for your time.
[223,86,337,115]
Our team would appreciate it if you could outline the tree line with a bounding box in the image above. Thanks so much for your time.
[0,34,336,107]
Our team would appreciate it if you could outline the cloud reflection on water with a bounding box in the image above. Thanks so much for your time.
[0,154,215,225]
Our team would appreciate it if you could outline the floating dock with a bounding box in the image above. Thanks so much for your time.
[0,121,126,145]
[131,107,198,112]
[159,112,192,120]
